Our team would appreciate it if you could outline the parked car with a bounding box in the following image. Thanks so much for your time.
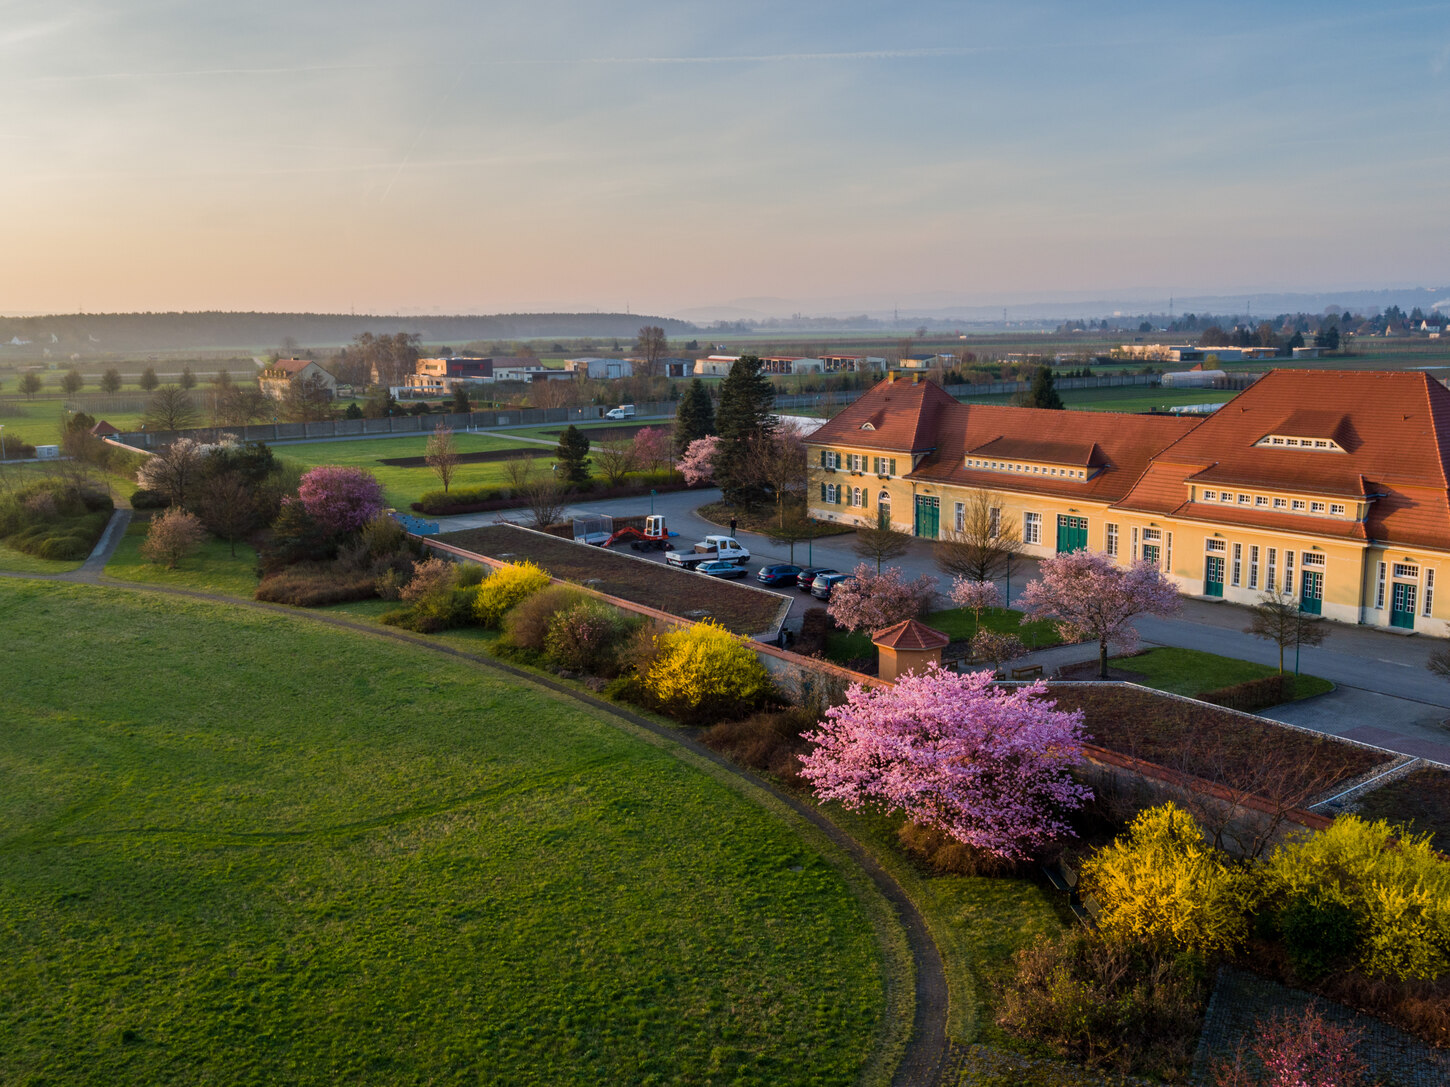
[810,572,854,600]
[796,566,837,591]
[697,559,747,579]
[756,563,803,586]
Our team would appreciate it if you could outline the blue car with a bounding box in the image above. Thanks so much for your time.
[756,563,803,586]
[698,559,747,579]
[810,572,854,600]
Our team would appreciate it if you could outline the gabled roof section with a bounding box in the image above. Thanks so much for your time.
[270,357,315,375]
[872,618,951,650]
[967,436,1104,468]
[807,376,958,453]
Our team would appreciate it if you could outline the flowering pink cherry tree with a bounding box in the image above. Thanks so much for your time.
[827,563,938,633]
[631,426,674,473]
[799,666,1090,859]
[950,577,1000,635]
[1019,550,1180,679]
[678,435,718,485]
[296,465,385,535]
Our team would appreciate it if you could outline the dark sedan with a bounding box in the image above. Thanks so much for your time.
[697,559,748,579]
[796,566,837,591]
[756,563,803,586]
[810,572,854,600]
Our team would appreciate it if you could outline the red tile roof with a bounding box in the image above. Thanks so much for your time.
[872,619,951,650]
[808,376,959,453]
[967,436,1104,467]
[270,357,316,375]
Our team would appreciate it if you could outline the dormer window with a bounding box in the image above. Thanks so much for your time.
[860,422,875,430]
[1255,433,1345,453]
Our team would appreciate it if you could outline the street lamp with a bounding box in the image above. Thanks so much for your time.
[650,488,657,515]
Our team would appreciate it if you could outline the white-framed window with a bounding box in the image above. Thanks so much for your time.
[1393,563,1419,579]
[1238,493,1252,505]
[824,483,838,503]
[1330,503,1346,516]
[1376,561,1387,609]
[1232,542,1242,587]
[1131,526,1140,561]
[852,487,866,507]
[954,501,965,534]
[1302,551,1326,568]
[1267,548,1277,593]
[988,507,1001,539]
[1105,522,1119,557]
[1273,497,1288,509]
[1165,531,1173,573]
[1310,501,1327,514]
[1426,569,1435,616]
[1255,496,1269,507]
[1284,549,1294,595]
[1023,512,1041,545]
[1206,538,1226,552]
[1249,545,1259,589]
[823,450,840,469]
[1291,499,1306,511]
[1220,492,1233,503]
[1202,489,1217,502]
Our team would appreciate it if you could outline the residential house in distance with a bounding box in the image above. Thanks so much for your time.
[805,370,1450,636]
[405,356,494,394]
[258,358,337,401]
[564,357,634,380]
[493,359,574,383]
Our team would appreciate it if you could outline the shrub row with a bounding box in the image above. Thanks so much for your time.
[412,472,688,515]
[254,563,380,607]
[1196,673,1298,711]
[129,488,172,510]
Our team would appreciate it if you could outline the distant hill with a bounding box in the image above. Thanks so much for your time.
[0,311,695,353]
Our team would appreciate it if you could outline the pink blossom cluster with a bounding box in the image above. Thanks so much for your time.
[296,465,385,535]
[799,666,1091,859]
[950,578,1000,615]
[678,435,718,485]
[631,427,673,472]
[827,564,938,633]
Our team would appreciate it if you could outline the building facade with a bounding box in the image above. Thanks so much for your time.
[804,371,1450,636]
[258,358,336,401]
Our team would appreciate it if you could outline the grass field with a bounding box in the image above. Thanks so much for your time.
[1113,646,1333,700]
[0,539,83,574]
[275,432,549,508]
[104,521,261,597]
[955,385,1240,413]
[0,581,892,1085]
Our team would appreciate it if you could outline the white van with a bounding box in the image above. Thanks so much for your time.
[604,404,636,420]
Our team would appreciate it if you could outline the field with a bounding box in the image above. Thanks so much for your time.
[953,385,1240,414]
[104,520,261,597]
[0,581,891,1085]
[437,524,791,636]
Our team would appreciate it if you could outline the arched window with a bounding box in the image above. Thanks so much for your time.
[878,491,891,520]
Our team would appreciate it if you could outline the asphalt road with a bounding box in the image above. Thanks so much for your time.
[436,487,1450,762]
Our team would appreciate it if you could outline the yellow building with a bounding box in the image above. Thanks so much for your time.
[804,371,1450,636]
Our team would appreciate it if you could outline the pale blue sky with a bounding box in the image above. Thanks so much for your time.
[2,1,1447,315]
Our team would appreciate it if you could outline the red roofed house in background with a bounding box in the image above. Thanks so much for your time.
[805,370,1450,635]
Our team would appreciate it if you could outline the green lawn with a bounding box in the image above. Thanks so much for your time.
[0,539,82,574]
[0,399,147,443]
[1115,646,1333,700]
[955,386,1239,414]
[104,521,260,597]
[275,432,549,508]
[826,606,1065,666]
[0,581,893,1086]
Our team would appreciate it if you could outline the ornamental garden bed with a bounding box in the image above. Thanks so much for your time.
[436,523,790,636]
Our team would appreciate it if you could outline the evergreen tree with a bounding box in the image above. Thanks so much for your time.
[556,424,592,485]
[673,378,715,455]
[139,366,159,392]
[714,355,776,508]
[1020,366,1064,410]
[450,385,471,414]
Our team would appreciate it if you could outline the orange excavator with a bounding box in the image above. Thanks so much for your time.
[601,514,675,552]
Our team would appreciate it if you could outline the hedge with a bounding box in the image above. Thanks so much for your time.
[1196,674,1296,712]
[412,472,691,515]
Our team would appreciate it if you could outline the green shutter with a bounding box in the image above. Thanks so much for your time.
[836,486,842,505]
[863,490,870,508]
[890,458,897,476]
[820,449,827,468]
[820,482,827,501]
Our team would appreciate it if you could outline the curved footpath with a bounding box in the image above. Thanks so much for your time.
[5,509,950,1086]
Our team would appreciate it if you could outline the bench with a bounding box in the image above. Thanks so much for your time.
[1010,664,1044,680]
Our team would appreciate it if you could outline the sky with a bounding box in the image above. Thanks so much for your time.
[2,0,1448,317]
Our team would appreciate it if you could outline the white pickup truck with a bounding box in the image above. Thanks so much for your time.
[665,534,751,569]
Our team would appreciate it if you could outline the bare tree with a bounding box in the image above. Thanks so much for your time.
[766,508,816,564]
[196,471,260,557]
[637,325,667,377]
[595,434,638,487]
[852,510,912,572]
[743,423,807,528]
[524,478,568,529]
[530,377,581,410]
[140,508,207,569]
[136,438,206,507]
[1245,590,1329,676]
[934,489,1022,586]
[425,423,460,493]
[144,386,199,431]
[281,373,334,422]
[502,451,537,494]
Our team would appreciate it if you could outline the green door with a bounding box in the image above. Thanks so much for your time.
[1391,582,1417,629]
[1055,515,1088,553]
[1142,544,1160,568]
[1204,555,1224,597]
[1300,570,1323,615]
[914,496,940,539]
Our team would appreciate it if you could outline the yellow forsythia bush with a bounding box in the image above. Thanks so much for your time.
[1263,815,1450,981]
[1081,803,1258,956]
[642,620,775,725]
[473,560,551,628]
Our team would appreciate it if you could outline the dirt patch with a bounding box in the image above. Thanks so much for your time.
[436,523,789,636]
[379,448,550,468]
[1047,683,1387,802]
[1353,765,1450,849]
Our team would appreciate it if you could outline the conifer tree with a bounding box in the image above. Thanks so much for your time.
[556,424,592,485]
[713,355,775,508]
[673,378,715,455]
[1021,366,1064,410]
